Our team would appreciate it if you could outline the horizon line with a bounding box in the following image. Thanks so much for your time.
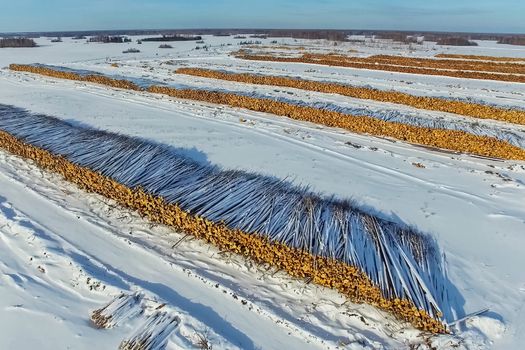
[1,27,524,36]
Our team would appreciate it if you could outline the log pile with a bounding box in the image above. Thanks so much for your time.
[434,54,525,62]
[235,52,525,83]
[342,54,525,75]
[176,67,525,125]
[10,63,525,160]
[0,123,447,333]
[9,64,140,91]
[148,85,525,160]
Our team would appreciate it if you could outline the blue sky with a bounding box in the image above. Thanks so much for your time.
[1,0,524,34]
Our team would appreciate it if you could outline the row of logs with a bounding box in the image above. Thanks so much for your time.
[10,64,525,160]
[0,129,447,333]
[235,52,525,83]
[176,67,525,126]
[148,85,525,161]
[303,53,525,75]
[434,54,525,62]
[9,64,141,91]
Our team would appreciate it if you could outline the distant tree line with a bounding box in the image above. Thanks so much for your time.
[375,32,421,44]
[0,37,37,48]
[122,48,140,53]
[142,35,202,42]
[2,29,525,47]
[436,37,478,46]
[267,30,348,41]
[238,40,262,46]
[89,36,131,43]
[498,37,525,46]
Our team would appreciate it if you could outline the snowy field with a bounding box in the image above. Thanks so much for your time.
[0,35,524,349]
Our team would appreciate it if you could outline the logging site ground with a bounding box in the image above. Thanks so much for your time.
[0,34,524,350]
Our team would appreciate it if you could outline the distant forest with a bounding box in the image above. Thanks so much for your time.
[1,29,524,46]
[266,30,348,41]
[498,36,525,46]
[88,35,131,43]
[0,37,37,48]
[374,32,420,44]
[436,37,478,46]
[141,35,202,42]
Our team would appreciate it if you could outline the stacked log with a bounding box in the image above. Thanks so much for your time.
[176,67,525,126]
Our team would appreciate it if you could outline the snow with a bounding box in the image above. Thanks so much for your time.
[1,35,525,349]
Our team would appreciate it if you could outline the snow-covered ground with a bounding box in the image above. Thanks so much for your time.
[0,35,524,349]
